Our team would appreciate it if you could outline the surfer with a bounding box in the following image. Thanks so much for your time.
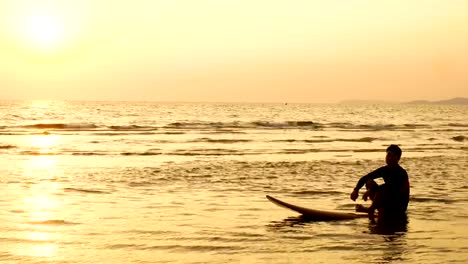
[350,145,410,221]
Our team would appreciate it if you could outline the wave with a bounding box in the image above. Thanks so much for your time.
[64,187,111,194]
[160,121,394,131]
[452,136,466,142]
[273,137,379,143]
[410,197,456,204]
[108,125,156,131]
[27,219,79,225]
[121,151,162,156]
[71,152,106,156]
[141,244,246,252]
[189,138,252,144]
[168,149,248,156]
[11,144,462,157]
[292,190,343,195]
[20,151,58,155]
[0,144,16,149]
[91,132,158,136]
[253,121,322,129]
[448,123,468,127]
[2,121,466,133]
[22,123,98,129]
[15,123,157,132]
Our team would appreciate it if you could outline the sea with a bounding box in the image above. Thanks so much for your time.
[0,100,467,264]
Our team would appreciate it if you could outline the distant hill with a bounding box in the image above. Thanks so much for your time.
[338,100,395,105]
[338,97,468,105]
[406,97,468,105]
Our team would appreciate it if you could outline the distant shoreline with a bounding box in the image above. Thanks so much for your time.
[404,97,468,105]
[339,97,468,105]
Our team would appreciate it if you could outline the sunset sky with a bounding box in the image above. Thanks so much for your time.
[1,0,467,103]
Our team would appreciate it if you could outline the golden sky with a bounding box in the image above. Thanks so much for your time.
[1,0,467,103]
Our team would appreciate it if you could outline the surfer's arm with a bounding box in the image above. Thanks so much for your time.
[353,167,384,191]
[350,167,383,201]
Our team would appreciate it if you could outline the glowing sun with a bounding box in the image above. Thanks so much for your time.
[22,14,65,49]
[19,13,66,52]
[5,1,88,55]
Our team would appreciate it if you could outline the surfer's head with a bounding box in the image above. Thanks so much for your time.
[385,144,402,166]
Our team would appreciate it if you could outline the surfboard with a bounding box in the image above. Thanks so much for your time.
[266,195,369,221]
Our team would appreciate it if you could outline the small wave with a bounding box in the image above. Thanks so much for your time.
[164,121,230,130]
[359,124,396,130]
[168,149,246,156]
[142,244,246,252]
[28,219,79,225]
[0,144,16,149]
[71,152,106,156]
[164,121,323,130]
[448,123,468,127]
[329,123,432,131]
[410,197,456,204]
[161,131,186,135]
[352,148,383,153]
[23,123,98,130]
[20,151,58,156]
[106,243,144,249]
[452,136,466,142]
[124,229,179,235]
[275,148,380,154]
[23,123,67,129]
[108,125,156,131]
[403,124,431,129]
[121,152,162,156]
[201,130,246,135]
[276,149,312,154]
[91,132,157,136]
[0,237,54,244]
[273,139,333,143]
[327,123,393,130]
[292,190,343,195]
[9,209,25,213]
[64,187,110,194]
[104,243,246,252]
[339,137,378,142]
[189,138,252,144]
[273,137,378,143]
[253,121,322,129]
[20,123,159,132]
[66,123,98,129]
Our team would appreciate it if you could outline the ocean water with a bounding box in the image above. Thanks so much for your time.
[0,100,467,263]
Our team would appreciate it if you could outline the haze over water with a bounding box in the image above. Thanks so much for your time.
[0,101,467,263]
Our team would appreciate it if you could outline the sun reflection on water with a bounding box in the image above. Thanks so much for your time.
[23,134,61,177]
[20,231,59,258]
[15,242,59,258]
[24,190,62,221]
[27,155,58,169]
[15,141,65,259]
[30,134,60,154]
[27,231,52,241]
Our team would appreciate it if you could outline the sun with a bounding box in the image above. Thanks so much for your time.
[4,1,84,55]
[21,13,65,51]
[18,12,66,53]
